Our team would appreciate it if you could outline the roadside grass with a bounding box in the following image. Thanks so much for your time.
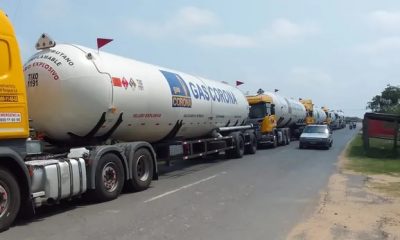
[369,181,400,197]
[345,134,400,174]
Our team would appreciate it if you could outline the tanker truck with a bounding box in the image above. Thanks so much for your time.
[0,11,257,231]
[329,110,345,129]
[322,106,332,126]
[299,99,327,125]
[246,90,306,147]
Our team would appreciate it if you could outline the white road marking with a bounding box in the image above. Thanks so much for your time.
[144,174,220,203]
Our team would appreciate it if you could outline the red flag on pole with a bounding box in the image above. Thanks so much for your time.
[236,80,244,86]
[97,38,113,49]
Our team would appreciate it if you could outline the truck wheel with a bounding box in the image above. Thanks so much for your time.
[93,153,125,202]
[226,132,245,159]
[0,168,20,232]
[128,148,154,192]
[245,133,257,155]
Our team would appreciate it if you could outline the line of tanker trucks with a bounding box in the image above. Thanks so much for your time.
[0,11,346,231]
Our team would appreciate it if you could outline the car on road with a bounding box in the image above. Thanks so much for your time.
[299,124,333,149]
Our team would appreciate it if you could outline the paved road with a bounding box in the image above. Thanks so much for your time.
[1,127,359,240]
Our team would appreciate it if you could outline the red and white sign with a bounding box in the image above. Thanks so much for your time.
[367,119,396,139]
[122,77,129,89]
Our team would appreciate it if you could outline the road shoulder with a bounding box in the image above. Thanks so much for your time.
[287,142,400,239]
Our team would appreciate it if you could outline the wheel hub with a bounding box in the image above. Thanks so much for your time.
[0,185,9,218]
[136,155,149,181]
[102,163,118,192]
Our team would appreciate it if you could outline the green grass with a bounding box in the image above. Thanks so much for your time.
[345,134,400,174]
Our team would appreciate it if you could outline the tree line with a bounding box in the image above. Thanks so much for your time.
[367,84,400,114]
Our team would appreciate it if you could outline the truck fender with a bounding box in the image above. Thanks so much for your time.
[0,147,32,206]
[115,142,158,181]
[86,145,129,190]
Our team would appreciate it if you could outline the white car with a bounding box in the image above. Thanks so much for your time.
[299,125,333,149]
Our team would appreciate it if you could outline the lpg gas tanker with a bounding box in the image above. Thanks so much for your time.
[0,29,259,232]
[25,42,250,143]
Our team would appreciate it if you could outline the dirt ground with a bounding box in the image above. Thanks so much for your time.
[287,152,400,240]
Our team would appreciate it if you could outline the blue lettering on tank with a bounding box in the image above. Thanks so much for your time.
[189,82,199,99]
[214,88,221,102]
[216,89,223,103]
[208,86,215,101]
[186,81,237,105]
[197,84,205,100]
[201,85,210,100]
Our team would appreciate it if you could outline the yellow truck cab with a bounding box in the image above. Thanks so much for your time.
[299,99,315,125]
[247,94,277,134]
[246,93,291,147]
[322,106,331,126]
[0,10,33,232]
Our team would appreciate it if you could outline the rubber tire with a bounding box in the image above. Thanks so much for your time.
[245,133,257,155]
[226,132,245,159]
[128,148,154,192]
[299,143,304,149]
[0,168,21,232]
[93,153,125,202]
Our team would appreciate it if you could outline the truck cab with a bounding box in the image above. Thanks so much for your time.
[247,94,276,135]
[299,99,315,125]
[0,9,33,232]
[246,94,291,147]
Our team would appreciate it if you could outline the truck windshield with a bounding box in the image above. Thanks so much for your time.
[249,103,267,119]
[303,126,329,134]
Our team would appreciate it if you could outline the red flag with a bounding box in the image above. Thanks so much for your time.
[236,80,244,86]
[97,38,113,49]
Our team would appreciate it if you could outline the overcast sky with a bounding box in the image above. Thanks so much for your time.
[2,0,400,117]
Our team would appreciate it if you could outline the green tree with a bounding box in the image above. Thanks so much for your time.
[367,84,400,114]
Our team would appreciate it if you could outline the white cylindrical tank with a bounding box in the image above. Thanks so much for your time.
[265,92,306,127]
[313,107,327,124]
[24,44,249,143]
[329,110,339,128]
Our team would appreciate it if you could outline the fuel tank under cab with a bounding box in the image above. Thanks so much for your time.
[24,44,249,143]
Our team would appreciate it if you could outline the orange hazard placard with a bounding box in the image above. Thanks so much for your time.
[112,77,122,87]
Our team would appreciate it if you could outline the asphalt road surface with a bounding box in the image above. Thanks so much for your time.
[1,126,359,240]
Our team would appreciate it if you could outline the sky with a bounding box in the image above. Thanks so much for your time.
[2,0,400,117]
